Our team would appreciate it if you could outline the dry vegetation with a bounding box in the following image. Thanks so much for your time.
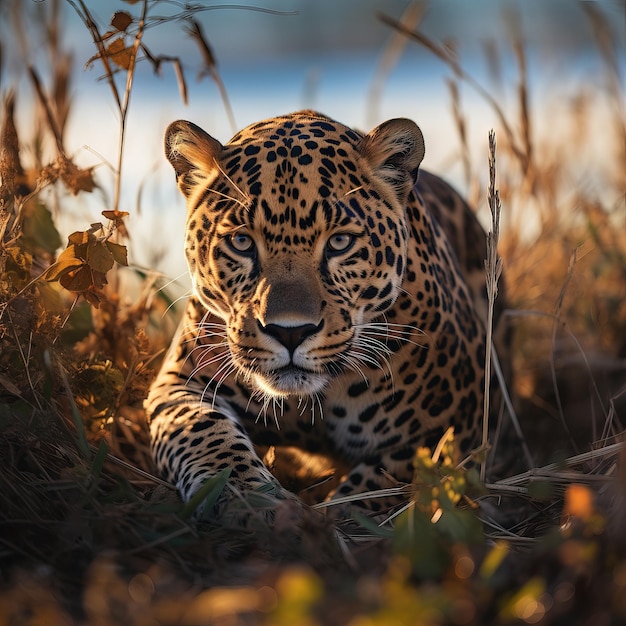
[0,1,624,624]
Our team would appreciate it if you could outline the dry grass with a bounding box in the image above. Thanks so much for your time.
[1,1,625,624]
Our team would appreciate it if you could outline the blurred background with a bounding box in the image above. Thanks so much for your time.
[1,0,623,279]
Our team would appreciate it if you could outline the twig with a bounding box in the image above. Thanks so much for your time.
[67,0,122,110]
[495,441,623,486]
[113,0,149,216]
[186,19,237,134]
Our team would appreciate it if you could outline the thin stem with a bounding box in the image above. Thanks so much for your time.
[68,0,122,111]
[113,0,149,214]
[377,12,528,171]
[481,130,503,482]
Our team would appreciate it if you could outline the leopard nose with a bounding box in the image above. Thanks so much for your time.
[259,320,324,355]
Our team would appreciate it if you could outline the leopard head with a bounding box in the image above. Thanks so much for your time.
[165,112,424,399]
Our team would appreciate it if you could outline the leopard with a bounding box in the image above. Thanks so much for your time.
[146,110,503,523]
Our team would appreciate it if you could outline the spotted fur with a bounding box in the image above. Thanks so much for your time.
[147,111,497,519]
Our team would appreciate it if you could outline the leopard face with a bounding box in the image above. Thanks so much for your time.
[166,112,425,400]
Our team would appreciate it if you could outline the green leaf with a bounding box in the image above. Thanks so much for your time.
[393,507,450,580]
[61,301,94,344]
[179,468,232,520]
[353,510,395,538]
[59,360,91,460]
[435,508,483,544]
[88,439,109,492]
[21,202,62,254]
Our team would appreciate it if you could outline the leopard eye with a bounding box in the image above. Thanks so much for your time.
[228,232,255,254]
[327,233,354,255]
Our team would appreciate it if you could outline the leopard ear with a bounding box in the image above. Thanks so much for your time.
[359,118,425,204]
[165,120,224,198]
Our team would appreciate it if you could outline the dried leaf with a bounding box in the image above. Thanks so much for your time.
[106,37,132,70]
[91,270,109,290]
[100,30,117,42]
[3,246,32,290]
[65,235,89,263]
[59,264,94,292]
[86,240,115,273]
[68,230,94,247]
[105,241,128,266]
[83,289,106,308]
[43,245,85,282]
[186,20,217,72]
[111,11,133,32]
[62,161,96,194]
[101,209,129,229]
[101,209,128,220]
[6,246,32,273]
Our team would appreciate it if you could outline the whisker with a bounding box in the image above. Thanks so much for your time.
[200,361,238,410]
[272,396,284,430]
[182,335,228,349]
[186,349,229,384]
[313,391,325,424]
[163,290,193,317]
[179,327,228,373]
[338,353,370,386]
[354,321,429,349]
[255,392,276,428]
[187,348,231,374]
[214,162,250,203]
[344,185,363,197]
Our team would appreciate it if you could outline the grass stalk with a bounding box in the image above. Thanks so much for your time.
[481,130,503,482]
[378,12,528,171]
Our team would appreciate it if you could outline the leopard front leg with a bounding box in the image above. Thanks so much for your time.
[145,301,308,527]
[328,448,415,515]
[147,382,301,527]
